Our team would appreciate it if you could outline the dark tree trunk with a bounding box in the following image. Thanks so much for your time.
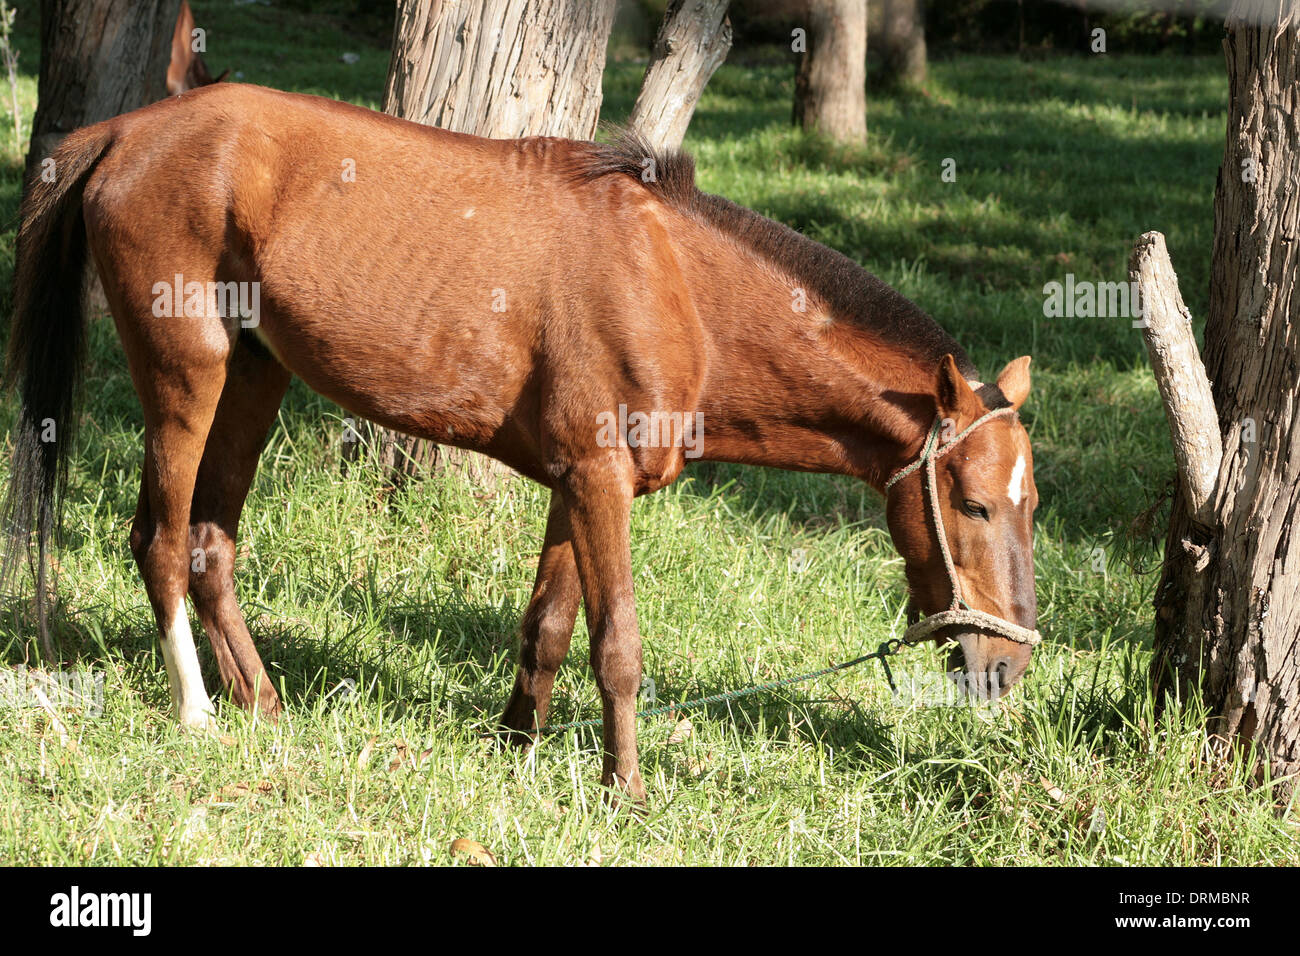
[25,0,180,183]
[1152,0,1300,800]
[628,0,732,153]
[879,0,926,87]
[793,0,866,145]
[345,0,618,483]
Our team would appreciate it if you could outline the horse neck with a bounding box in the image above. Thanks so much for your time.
[676,236,937,488]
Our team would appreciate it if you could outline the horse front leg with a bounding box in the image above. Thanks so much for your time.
[559,460,645,804]
[500,492,582,742]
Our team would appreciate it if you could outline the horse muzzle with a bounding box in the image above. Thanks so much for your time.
[946,630,1034,700]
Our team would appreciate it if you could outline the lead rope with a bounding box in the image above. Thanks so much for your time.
[538,408,1039,737]
[539,637,915,736]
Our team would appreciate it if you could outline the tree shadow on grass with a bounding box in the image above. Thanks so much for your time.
[225,588,521,726]
[0,581,523,726]
[0,571,1154,817]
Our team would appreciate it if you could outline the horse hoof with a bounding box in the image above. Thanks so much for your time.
[177,705,218,734]
[253,691,282,722]
[600,775,648,814]
[494,724,537,751]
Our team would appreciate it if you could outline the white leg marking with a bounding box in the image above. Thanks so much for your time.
[160,603,215,729]
[1008,454,1026,506]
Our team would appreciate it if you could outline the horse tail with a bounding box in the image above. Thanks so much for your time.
[2,123,113,651]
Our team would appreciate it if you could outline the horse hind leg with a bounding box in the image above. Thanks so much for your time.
[119,325,230,729]
[188,337,291,719]
[500,492,582,741]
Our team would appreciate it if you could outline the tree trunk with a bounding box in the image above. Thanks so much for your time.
[25,0,180,183]
[1152,0,1300,800]
[25,0,181,318]
[347,0,618,483]
[384,0,613,138]
[878,0,926,87]
[793,0,866,145]
[627,0,732,153]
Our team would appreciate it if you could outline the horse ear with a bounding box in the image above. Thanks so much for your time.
[935,353,983,420]
[995,356,1032,410]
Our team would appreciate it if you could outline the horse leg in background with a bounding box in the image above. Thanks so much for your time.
[116,321,230,729]
[188,339,291,719]
[559,459,645,803]
[500,492,583,741]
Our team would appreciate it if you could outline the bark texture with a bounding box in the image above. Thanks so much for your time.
[25,0,180,183]
[793,0,867,144]
[350,0,617,481]
[1153,0,1300,798]
[384,0,614,138]
[1130,232,1222,524]
[627,0,732,152]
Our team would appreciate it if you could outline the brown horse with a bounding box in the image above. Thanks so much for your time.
[4,84,1039,803]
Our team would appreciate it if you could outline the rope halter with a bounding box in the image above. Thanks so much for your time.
[884,407,1042,647]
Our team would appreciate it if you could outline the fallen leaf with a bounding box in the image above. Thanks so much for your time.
[387,740,410,772]
[450,838,496,866]
[357,734,378,770]
[1039,777,1067,803]
[667,718,693,745]
[303,851,328,867]
[201,780,276,803]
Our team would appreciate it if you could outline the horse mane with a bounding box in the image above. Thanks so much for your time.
[572,127,982,383]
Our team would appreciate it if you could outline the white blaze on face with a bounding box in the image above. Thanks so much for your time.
[1008,454,1027,506]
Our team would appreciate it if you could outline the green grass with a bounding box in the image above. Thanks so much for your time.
[0,2,1295,865]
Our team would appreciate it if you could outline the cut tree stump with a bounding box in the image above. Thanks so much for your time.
[628,0,732,153]
[1128,231,1222,527]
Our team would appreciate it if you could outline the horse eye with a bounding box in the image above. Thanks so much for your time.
[963,499,989,520]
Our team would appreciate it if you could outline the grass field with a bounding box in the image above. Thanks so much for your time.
[0,2,1295,865]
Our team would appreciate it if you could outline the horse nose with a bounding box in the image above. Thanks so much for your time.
[989,658,1011,698]
[951,634,1032,699]
[988,654,1028,697]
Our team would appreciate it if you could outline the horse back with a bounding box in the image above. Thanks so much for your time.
[80,84,707,489]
